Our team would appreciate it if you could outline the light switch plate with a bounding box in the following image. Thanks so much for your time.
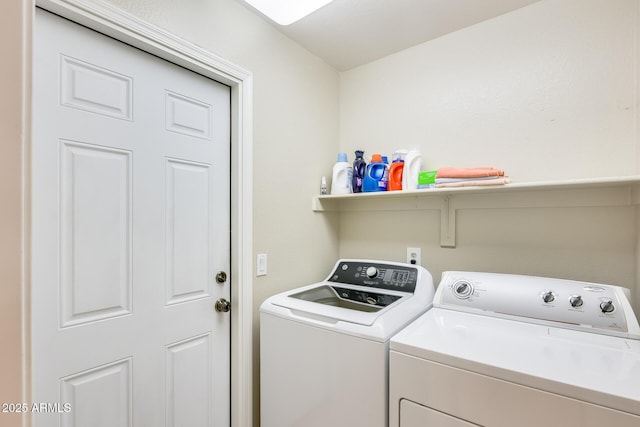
[257,253,267,276]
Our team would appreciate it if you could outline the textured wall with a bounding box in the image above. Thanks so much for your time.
[339,0,640,313]
[340,0,637,182]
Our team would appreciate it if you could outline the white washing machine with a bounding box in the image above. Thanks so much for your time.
[260,259,435,427]
[390,271,640,427]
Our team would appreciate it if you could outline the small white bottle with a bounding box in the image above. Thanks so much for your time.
[331,153,353,195]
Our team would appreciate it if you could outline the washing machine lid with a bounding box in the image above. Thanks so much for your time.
[268,282,413,326]
[391,308,640,416]
[260,259,436,338]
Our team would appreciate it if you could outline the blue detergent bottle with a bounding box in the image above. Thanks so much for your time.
[363,153,388,192]
[352,150,366,193]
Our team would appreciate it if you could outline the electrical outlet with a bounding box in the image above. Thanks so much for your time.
[406,247,421,266]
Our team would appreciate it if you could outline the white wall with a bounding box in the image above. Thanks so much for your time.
[1,1,29,425]
[340,0,637,182]
[339,0,640,313]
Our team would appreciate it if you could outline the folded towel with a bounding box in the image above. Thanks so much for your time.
[436,167,505,179]
[436,177,511,188]
[436,176,499,184]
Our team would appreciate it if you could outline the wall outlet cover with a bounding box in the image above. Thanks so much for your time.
[406,247,421,266]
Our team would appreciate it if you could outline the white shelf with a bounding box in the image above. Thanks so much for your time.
[313,175,640,247]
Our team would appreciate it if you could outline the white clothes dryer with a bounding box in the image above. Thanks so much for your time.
[260,259,435,427]
[390,271,640,427]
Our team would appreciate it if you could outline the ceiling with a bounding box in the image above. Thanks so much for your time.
[238,0,541,71]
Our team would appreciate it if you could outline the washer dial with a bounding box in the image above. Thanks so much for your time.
[452,280,474,299]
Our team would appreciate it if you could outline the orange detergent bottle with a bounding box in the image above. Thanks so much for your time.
[388,150,407,191]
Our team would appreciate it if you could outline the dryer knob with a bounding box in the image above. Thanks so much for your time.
[569,295,583,308]
[452,281,473,299]
[365,266,378,278]
[542,291,555,303]
[600,300,615,313]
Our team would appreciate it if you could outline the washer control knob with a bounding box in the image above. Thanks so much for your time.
[365,266,378,278]
[569,295,583,308]
[453,280,473,299]
[542,291,555,303]
[600,300,615,313]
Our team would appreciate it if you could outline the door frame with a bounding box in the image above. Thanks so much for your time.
[30,0,254,425]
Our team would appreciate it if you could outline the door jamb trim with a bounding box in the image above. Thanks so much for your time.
[32,1,254,425]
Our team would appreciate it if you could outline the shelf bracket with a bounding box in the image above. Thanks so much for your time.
[440,196,456,248]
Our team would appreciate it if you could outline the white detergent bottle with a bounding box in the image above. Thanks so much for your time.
[331,152,353,195]
[402,150,423,190]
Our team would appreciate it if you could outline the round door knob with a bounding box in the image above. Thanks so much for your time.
[600,300,615,313]
[216,271,228,284]
[542,291,555,303]
[569,295,583,308]
[215,298,231,313]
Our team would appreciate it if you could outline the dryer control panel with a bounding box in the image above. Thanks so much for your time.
[327,260,418,293]
[436,271,640,339]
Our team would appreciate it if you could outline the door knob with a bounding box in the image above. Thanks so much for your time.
[215,298,231,313]
[216,271,227,284]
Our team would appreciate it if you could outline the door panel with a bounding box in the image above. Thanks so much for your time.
[165,158,211,305]
[59,55,133,120]
[60,358,133,427]
[60,141,132,327]
[33,9,231,426]
[166,333,213,426]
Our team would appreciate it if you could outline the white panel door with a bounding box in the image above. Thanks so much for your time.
[32,9,231,426]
